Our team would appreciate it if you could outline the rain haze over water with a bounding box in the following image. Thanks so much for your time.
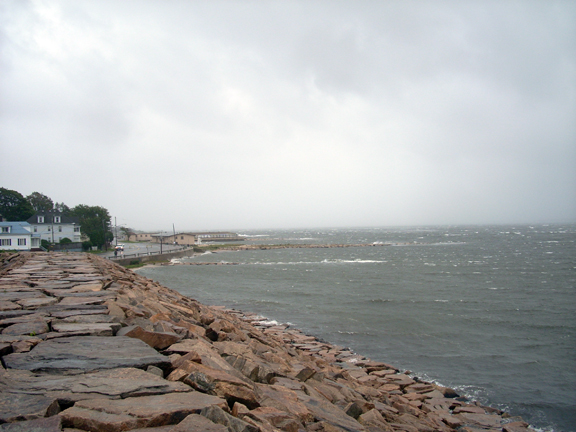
[1,1,575,231]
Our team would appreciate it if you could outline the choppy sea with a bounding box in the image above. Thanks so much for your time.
[136,224,575,432]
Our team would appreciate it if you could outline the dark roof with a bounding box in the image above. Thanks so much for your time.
[27,212,80,225]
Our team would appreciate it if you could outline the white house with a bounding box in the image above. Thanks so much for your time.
[26,212,81,244]
[0,221,41,251]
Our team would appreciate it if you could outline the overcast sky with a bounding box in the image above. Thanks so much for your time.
[1,0,575,231]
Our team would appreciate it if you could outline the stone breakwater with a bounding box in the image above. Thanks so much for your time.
[217,243,400,251]
[0,252,535,432]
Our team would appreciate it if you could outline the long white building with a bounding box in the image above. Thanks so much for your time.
[0,221,41,251]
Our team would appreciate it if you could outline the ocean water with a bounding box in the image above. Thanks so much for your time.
[136,224,576,431]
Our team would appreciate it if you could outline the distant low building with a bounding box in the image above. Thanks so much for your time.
[147,231,245,245]
[0,221,41,251]
[127,233,155,242]
[193,232,246,243]
[26,212,81,244]
[150,233,197,246]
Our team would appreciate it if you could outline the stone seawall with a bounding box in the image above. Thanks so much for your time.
[0,252,534,432]
[111,247,198,267]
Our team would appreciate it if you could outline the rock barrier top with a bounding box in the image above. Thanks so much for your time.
[0,252,535,431]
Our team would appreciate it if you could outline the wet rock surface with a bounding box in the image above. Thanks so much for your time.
[0,252,536,431]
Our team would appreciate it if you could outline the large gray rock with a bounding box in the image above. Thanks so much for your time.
[0,312,49,327]
[0,310,36,321]
[0,367,190,403]
[0,415,62,432]
[1,319,49,336]
[0,301,21,311]
[16,296,58,309]
[3,336,170,373]
[59,392,228,431]
[0,392,60,423]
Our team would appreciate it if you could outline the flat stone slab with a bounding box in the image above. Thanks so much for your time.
[37,304,109,313]
[0,367,190,402]
[0,392,60,423]
[0,334,42,345]
[3,336,171,373]
[68,282,104,292]
[1,319,49,336]
[53,314,118,323]
[51,322,121,336]
[0,291,47,301]
[0,310,37,321]
[0,301,21,311]
[49,308,109,319]
[0,415,62,432]
[0,313,49,327]
[58,296,107,306]
[45,289,113,297]
[59,392,228,431]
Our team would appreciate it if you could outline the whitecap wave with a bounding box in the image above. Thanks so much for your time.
[321,258,386,264]
[255,319,281,326]
[247,259,386,266]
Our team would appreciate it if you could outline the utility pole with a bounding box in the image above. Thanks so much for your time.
[115,217,117,247]
[102,219,106,251]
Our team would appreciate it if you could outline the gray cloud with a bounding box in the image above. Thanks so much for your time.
[1,0,574,231]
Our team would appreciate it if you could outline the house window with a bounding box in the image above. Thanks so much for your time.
[54,216,61,223]
[48,227,51,232]
[59,226,62,232]
[1,239,11,246]
[1,227,9,233]
[38,216,44,223]
[18,238,26,246]
[181,236,184,240]
[74,227,80,232]
[34,226,38,232]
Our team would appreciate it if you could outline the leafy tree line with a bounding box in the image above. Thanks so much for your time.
[0,187,113,250]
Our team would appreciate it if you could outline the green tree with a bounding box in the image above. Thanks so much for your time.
[59,237,72,244]
[54,202,71,215]
[0,188,35,221]
[26,192,54,213]
[70,205,112,250]
[120,226,135,240]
